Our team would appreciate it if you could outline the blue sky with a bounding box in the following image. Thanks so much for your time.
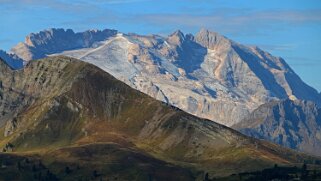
[1,0,321,91]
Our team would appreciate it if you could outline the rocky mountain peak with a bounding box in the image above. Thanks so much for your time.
[167,30,185,45]
[195,28,231,49]
[170,30,184,38]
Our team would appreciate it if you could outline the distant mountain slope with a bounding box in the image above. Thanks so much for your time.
[11,28,117,61]
[233,99,321,157]
[0,50,23,69]
[11,28,321,126]
[0,56,319,179]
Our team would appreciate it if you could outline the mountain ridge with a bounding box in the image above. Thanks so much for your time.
[0,50,24,69]
[11,28,118,61]
[233,99,321,157]
[9,28,321,126]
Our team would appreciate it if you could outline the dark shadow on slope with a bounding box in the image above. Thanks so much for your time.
[232,44,287,98]
[175,35,208,79]
[204,85,217,98]
[0,50,24,69]
[284,70,321,107]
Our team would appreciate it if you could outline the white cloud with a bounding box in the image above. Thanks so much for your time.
[131,9,321,34]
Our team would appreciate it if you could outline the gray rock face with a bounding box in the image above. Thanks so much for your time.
[195,28,231,50]
[233,99,321,156]
[9,28,321,126]
[11,28,118,61]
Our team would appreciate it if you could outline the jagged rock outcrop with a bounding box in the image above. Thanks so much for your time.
[11,28,118,61]
[233,99,321,156]
[10,28,321,126]
[4,118,18,137]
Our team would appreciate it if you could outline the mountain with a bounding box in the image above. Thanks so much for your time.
[233,99,321,157]
[11,28,117,61]
[11,28,321,127]
[1,56,319,180]
[0,49,24,69]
